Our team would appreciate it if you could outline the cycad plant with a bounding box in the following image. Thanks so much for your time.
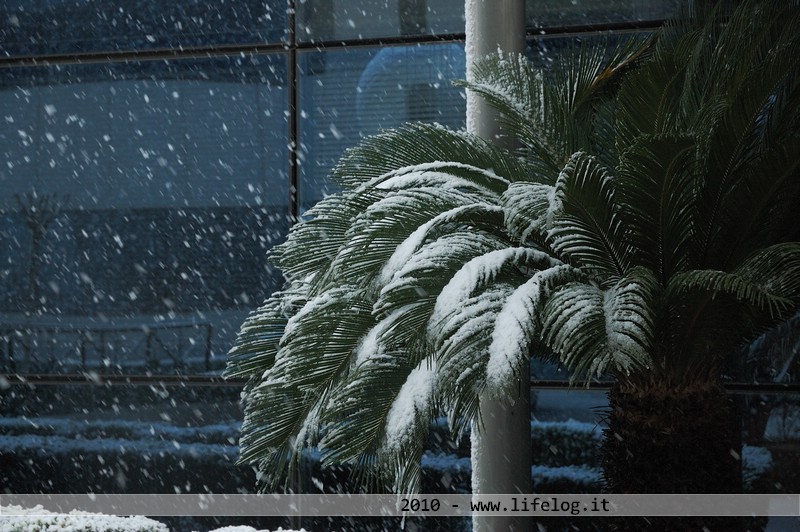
[227,0,800,503]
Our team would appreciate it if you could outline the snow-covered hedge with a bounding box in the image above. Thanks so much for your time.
[0,505,168,532]
[764,404,800,442]
[0,418,249,494]
[0,417,241,446]
[0,415,776,497]
[531,419,603,467]
[0,508,308,532]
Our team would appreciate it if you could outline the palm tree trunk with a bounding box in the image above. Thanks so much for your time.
[602,381,743,530]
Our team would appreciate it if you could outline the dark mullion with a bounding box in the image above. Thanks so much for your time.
[0,19,667,70]
[0,42,290,69]
[288,0,300,224]
[4,373,800,396]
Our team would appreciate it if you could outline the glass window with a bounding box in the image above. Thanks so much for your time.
[296,0,465,43]
[0,54,288,375]
[526,0,684,29]
[298,43,466,207]
[1,0,287,57]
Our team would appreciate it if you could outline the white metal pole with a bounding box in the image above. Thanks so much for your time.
[465,1,532,531]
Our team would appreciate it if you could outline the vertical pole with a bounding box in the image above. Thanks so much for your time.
[288,0,300,226]
[286,7,303,531]
[466,0,526,144]
[465,2,532,531]
[205,324,212,372]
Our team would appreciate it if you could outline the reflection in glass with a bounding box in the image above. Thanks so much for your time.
[298,43,466,207]
[0,55,288,375]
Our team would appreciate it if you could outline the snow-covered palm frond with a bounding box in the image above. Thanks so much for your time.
[374,231,508,346]
[235,289,376,485]
[270,288,373,389]
[427,248,562,431]
[362,161,510,196]
[428,247,560,333]
[435,285,513,436]
[331,122,533,189]
[378,203,505,286]
[320,351,433,493]
[270,192,385,286]
[320,314,435,493]
[485,264,584,396]
[501,181,553,244]
[227,295,293,382]
[320,188,498,291]
[542,268,658,381]
[541,282,606,378]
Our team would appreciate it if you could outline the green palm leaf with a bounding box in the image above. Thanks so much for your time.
[501,181,553,244]
[332,122,532,190]
[616,134,699,280]
[547,151,629,279]
[485,264,583,397]
[542,267,657,381]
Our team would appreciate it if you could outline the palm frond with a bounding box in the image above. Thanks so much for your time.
[461,37,651,177]
[501,181,553,244]
[541,281,606,379]
[547,151,629,279]
[377,203,505,286]
[270,190,384,286]
[320,188,499,291]
[666,270,792,322]
[331,122,532,189]
[541,267,660,380]
[614,31,686,147]
[427,247,560,431]
[485,264,582,397]
[663,243,800,377]
[692,3,800,266]
[320,351,432,494]
[541,268,657,382]
[234,288,374,488]
[434,285,514,436]
[374,231,509,347]
[616,134,699,280]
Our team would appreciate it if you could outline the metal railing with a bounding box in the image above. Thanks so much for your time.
[0,320,213,374]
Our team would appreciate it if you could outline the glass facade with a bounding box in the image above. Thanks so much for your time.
[1,1,798,531]
[1,0,287,56]
[1,56,288,375]
[298,43,466,207]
